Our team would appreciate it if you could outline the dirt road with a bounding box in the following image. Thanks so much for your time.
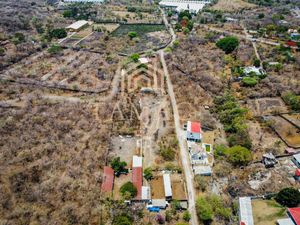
[160,50,198,225]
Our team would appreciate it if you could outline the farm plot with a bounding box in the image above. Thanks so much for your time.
[252,199,286,225]
[2,50,117,92]
[111,11,160,24]
[282,113,300,128]
[111,24,170,54]
[267,115,300,148]
[246,97,289,116]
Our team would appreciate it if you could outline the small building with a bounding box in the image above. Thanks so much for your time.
[288,208,300,225]
[286,41,298,47]
[277,218,294,225]
[291,33,300,41]
[294,169,300,182]
[292,153,300,168]
[101,166,114,192]
[66,20,89,32]
[193,165,212,176]
[142,186,151,201]
[262,153,277,168]
[139,57,150,64]
[186,121,202,142]
[238,197,254,225]
[132,167,142,200]
[163,174,172,200]
[132,155,143,168]
[243,66,265,76]
[151,199,167,209]
[159,0,210,14]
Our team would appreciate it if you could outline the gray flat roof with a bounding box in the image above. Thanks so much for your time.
[239,197,254,225]
[277,218,294,225]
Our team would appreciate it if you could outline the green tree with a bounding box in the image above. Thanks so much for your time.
[110,157,128,176]
[282,92,300,111]
[275,188,300,207]
[49,28,67,39]
[242,77,258,87]
[128,31,138,40]
[258,13,265,19]
[113,214,133,225]
[253,58,261,67]
[225,145,252,166]
[12,32,25,45]
[196,196,213,222]
[187,21,194,31]
[130,53,140,63]
[175,23,182,31]
[120,182,137,198]
[183,27,190,35]
[178,10,192,21]
[0,47,5,56]
[216,36,239,54]
[183,211,191,222]
[47,44,63,55]
[144,167,153,180]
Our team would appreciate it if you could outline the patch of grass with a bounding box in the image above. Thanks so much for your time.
[111,24,165,37]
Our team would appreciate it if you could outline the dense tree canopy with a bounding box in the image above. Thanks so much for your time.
[216,36,239,54]
[275,188,300,207]
[120,182,137,198]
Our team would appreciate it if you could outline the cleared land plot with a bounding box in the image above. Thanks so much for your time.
[267,116,300,148]
[93,23,120,33]
[150,176,165,199]
[111,136,139,165]
[2,50,115,92]
[210,0,256,12]
[252,199,286,225]
[113,173,131,200]
[247,97,289,116]
[112,24,165,37]
[282,113,300,128]
[171,174,187,201]
[112,11,159,23]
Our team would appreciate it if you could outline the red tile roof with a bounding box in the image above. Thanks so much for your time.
[295,169,300,177]
[132,167,142,199]
[101,166,114,192]
[287,41,297,47]
[288,207,300,225]
[191,122,201,133]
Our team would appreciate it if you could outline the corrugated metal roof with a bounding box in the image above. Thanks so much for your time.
[132,155,143,168]
[294,153,300,163]
[152,199,167,208]
[193,166,212,175]
[163,174,172,197]
[66,20,88,30]
[239,197,254,225]
[142,186,151,200]
[277,218,294,225]
[288,207,300,225]
[132,167,142,199]
[187,121,201,133]
[101,166,114,192]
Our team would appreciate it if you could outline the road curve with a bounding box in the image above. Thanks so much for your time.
[160,50,198,225]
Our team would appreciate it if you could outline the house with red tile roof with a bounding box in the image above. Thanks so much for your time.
[186,121,202,142]
[288,208,300,225]
[101,166,114,192]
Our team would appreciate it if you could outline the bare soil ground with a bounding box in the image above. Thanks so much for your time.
[111,136,139,165]
[282,113,300,128]
[171,174,187,201]
[150,176,165,199]
[246,97,289,116]
[210,0,256,12]
[268,116,300,148]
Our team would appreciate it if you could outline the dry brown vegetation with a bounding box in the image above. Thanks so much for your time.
[211,0,256,12]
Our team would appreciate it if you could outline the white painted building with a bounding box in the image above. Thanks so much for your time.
[132,155,143,168]
[159,0,211,13]
[163,174,172,200]
[142,186,151,201]
[239,197,254,225]
[63,0,104,2]
[66,20,89,32]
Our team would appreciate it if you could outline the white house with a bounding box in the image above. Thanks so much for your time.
[163,174,172,200]
[66,20,89,32]
[159,0,211,14]
[239,197,254,225]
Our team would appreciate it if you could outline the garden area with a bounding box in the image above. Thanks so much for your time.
[111,24,170,54]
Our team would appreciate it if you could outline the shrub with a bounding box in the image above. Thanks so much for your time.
[128,31,138,39]
[196,196,213,222]
[12,32,25,45]
[47,44,63,55]
[130,53,140,63]
[225,145,252,166]
[144,167,153,180]
[183,211,191,222]
[216,36,239,54]
[253,58,261,67]
[159,145,175,161]
[194,175,209,192]
[282,92,300,111]
[242,77,258,87]
[120,182,137,198]
[0,48,5,56]
[275,188,300,207]
[113,214,133,225]
[183,28,190,35]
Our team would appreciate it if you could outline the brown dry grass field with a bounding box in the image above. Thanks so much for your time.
[252,199,286,225]
[211,0,256,12]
